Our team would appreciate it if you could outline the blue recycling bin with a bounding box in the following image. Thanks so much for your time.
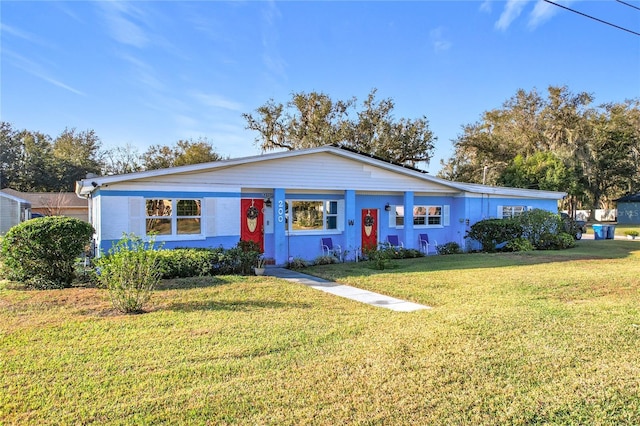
[606,225,616,239]
[592,224,605,240]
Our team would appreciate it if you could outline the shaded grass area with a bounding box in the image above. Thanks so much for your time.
[2,240,640,424]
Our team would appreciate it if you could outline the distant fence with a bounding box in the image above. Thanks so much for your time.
[570,210,617,222]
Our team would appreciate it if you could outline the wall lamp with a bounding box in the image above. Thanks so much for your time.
[384,203,391,211]
[264,198,272,207]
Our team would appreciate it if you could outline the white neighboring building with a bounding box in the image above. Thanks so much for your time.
[0,191,31,235]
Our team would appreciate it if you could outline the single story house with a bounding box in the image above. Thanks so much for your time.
[1,188,89,222]
[75,145,566,264]
[615,193,640,224]
[0,191,31,235]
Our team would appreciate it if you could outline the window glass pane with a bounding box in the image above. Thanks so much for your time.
[326,201,337,215]
[414,206,427,216]
[292,201,323,230]
[428,216,441,225]
[147,218,172,235]
[414,216,426,225]
[146,199,172,217]
[395,206,404,226]
[177,218,201,234]
[428,206,441,216]
[177,200,200,216]
[326,216,337,229]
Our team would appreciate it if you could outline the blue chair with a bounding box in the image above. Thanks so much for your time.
[321,237,342,259]
[419,233,438,254]
[387,235,403,248]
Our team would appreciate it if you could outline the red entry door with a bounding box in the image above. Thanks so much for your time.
[361,209,378,252]
[241,199,264,252]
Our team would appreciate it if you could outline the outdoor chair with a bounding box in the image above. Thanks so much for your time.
[419,233,438,255]
[321,237,342,259]
[386,235,403,248]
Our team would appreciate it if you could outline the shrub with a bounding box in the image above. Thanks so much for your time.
[156,248,221,278]
[537,232,576,250]
[314,255,338,265]
[513,209,562,249]
[505,237,535,252]
[94,234,161,314]
[0,216,94,289]
[436,242,463,255]
[368,243,399,270]
[466,218,522,252]
[287,257,309,269]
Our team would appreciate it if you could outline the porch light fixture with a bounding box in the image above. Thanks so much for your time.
[384,203,391,211]
[264,198,272,207]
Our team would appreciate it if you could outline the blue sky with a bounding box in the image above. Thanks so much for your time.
[2,1,639,173]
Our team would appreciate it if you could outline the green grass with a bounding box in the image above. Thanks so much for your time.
[2,240,640,424]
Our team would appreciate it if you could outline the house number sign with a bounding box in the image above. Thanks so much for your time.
[277,200,285,223]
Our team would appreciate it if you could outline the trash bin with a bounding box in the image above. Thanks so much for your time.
[606,225,616,239]
[592,224,605,240]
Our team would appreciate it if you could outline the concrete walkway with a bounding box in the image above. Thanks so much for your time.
[264,267,431,312]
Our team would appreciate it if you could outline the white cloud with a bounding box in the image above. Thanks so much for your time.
[528,0,562,29]
[3,49,85,96]
[430,27,452,53]
[190,92,243,112]
[480,0,494,13]
[97,2,150,48]
[118,53,165,91]
[260,1,287,81]
[0,23,54,48]
[495,0,531,31]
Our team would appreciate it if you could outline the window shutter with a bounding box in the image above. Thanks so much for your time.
[443,205,450,226]
[204,198,216,236]
[128,197,144,236]
[497,205,504,219]
[337,200,345,231]
[388,205,396,228]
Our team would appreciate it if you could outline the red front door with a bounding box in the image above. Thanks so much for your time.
[361,209,378,252]
[240,199,264,252]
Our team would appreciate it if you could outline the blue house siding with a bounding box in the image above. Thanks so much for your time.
[77,146,566,264]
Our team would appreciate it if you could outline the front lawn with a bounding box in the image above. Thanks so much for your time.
[1,240,639,424]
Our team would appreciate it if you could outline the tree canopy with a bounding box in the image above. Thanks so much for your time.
[243,89,436,166]
[438,86,640,217]
[0,123,224,191]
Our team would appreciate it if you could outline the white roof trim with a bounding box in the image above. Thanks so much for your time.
[0,191,31,205]
[75,145,567,200]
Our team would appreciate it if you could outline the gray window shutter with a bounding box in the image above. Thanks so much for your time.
[204,198,216,236]
[388,205,396,228]
[128,197,144,236]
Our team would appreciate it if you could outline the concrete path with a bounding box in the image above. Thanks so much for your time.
[264,267,431,312]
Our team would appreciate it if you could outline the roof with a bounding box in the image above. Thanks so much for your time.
[0,190,31,206]
[1,188,87,208]
[75,145,567,200]
[615,193,640,203]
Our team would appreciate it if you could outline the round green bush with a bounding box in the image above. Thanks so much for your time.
[1,216,94,289]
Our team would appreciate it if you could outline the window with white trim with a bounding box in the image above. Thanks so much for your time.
[289,200,339,232]
[146,199,202,236]
[501,205,525,219]
[395,205,442,227]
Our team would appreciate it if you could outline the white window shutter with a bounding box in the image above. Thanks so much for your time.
[497,205,504,219]
[443,205,450,226]
[128,197,144,236]
[337,200,345,231]
[388,205,396,228]
[204,198,216,236]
